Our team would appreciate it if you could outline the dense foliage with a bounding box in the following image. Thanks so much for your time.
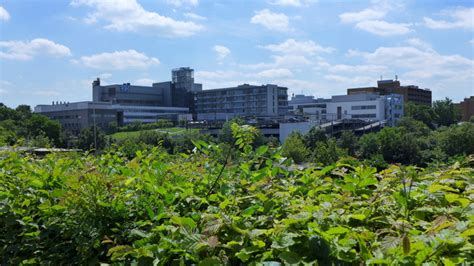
[282,119,474,167]
[1,124,473,265]
[0,104,61,147]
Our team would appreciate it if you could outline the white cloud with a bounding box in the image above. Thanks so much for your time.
[349,45,474,81]
[73,49,160,70]
[423,7,473,30]
[470,39,474,45]
[183,12,206,20]
[195,70,242,80]
[268,0,316,7]
[325,75,375,85]
[0,38,71,60]
[134,78,156,86]
[355,20,412,36]
[262,39,334,55]
[256,68,293,78]
[213,45,231,61]
[0,6,10,21]
[70,0,203,37]
[326,64,388,74]
[166,0,199,7]
[241,54,312,70]
[405,38,432,51]
[250,9,291,32]
[339,8,386,23]
[339,1,412,36]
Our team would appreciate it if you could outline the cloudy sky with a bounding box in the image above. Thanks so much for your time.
[0,0,473,107]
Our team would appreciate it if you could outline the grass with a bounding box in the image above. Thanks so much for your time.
[110,127,199,139]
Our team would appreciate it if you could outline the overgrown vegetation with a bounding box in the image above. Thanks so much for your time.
[1,123,473,264]
[0,104,61,147]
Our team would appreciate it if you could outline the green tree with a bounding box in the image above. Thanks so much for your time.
[432,98,460,127]
[404,102,435,128]
[282,131,309,164]
[436,123,474,157]
[77,126,107,151]
[377,127,421,164]
[25,114,62,146]
[357,132,379,158]
[337,131,357,156]
[396,117,431,137]
[218,117,245,144]
[304,127,327,150]
[312,138,347,165]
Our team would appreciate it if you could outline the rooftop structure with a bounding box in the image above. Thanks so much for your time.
[347,78,431,106]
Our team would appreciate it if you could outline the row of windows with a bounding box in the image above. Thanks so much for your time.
[198,108,270,114]
[351,105,376,110]
[352,114,377,118]
[122,109,188,114]
[53,115,81,119]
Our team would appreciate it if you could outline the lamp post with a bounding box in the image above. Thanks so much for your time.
[93,104,97,155]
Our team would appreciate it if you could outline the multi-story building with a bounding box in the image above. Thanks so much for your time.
[327,93,404,126]
[347,79,431,106]
[279,93,404,142]
[456,96,474,121]
[288,94,330,121]
[35,67,200,134]
[34,101,189,134]
[34,102,118,135]
[195,84,288,121]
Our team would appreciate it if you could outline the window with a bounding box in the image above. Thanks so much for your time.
[352,114,376,118]
[351,105,376,110]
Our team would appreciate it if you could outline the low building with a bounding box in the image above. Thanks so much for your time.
[348,79,431,106]
[195,84,289,121]
[34,101,189,134]
[288,94,330,121]
[327,93,404,126]
[456,96,474,121]
[34,101,117,135]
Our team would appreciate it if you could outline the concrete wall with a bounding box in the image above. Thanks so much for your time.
[279,121,318,143]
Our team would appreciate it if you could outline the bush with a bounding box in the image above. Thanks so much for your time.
[312,138,347,165]
[281,131,309,164]
[0,145,472,264]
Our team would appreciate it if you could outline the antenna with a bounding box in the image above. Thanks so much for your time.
[395,75,398,81]
[380,75,383,81]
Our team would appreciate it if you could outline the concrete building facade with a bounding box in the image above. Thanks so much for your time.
[347,79,431,106]
[195,84,288,121]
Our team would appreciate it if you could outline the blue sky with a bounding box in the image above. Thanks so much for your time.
[0,0,473,108]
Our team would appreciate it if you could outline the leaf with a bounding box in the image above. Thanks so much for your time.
[279,251,300,265]
[171,216,196,230]
[256,145,269,156]
[428,184,457,193]
[326,226,350,235]
[198,257,221,266]
[349,214,366,221]
[271,232,298,249]
[358,177,378,188]
[461,228,474,237]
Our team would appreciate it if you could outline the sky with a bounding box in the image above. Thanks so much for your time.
[0,0,473,108]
